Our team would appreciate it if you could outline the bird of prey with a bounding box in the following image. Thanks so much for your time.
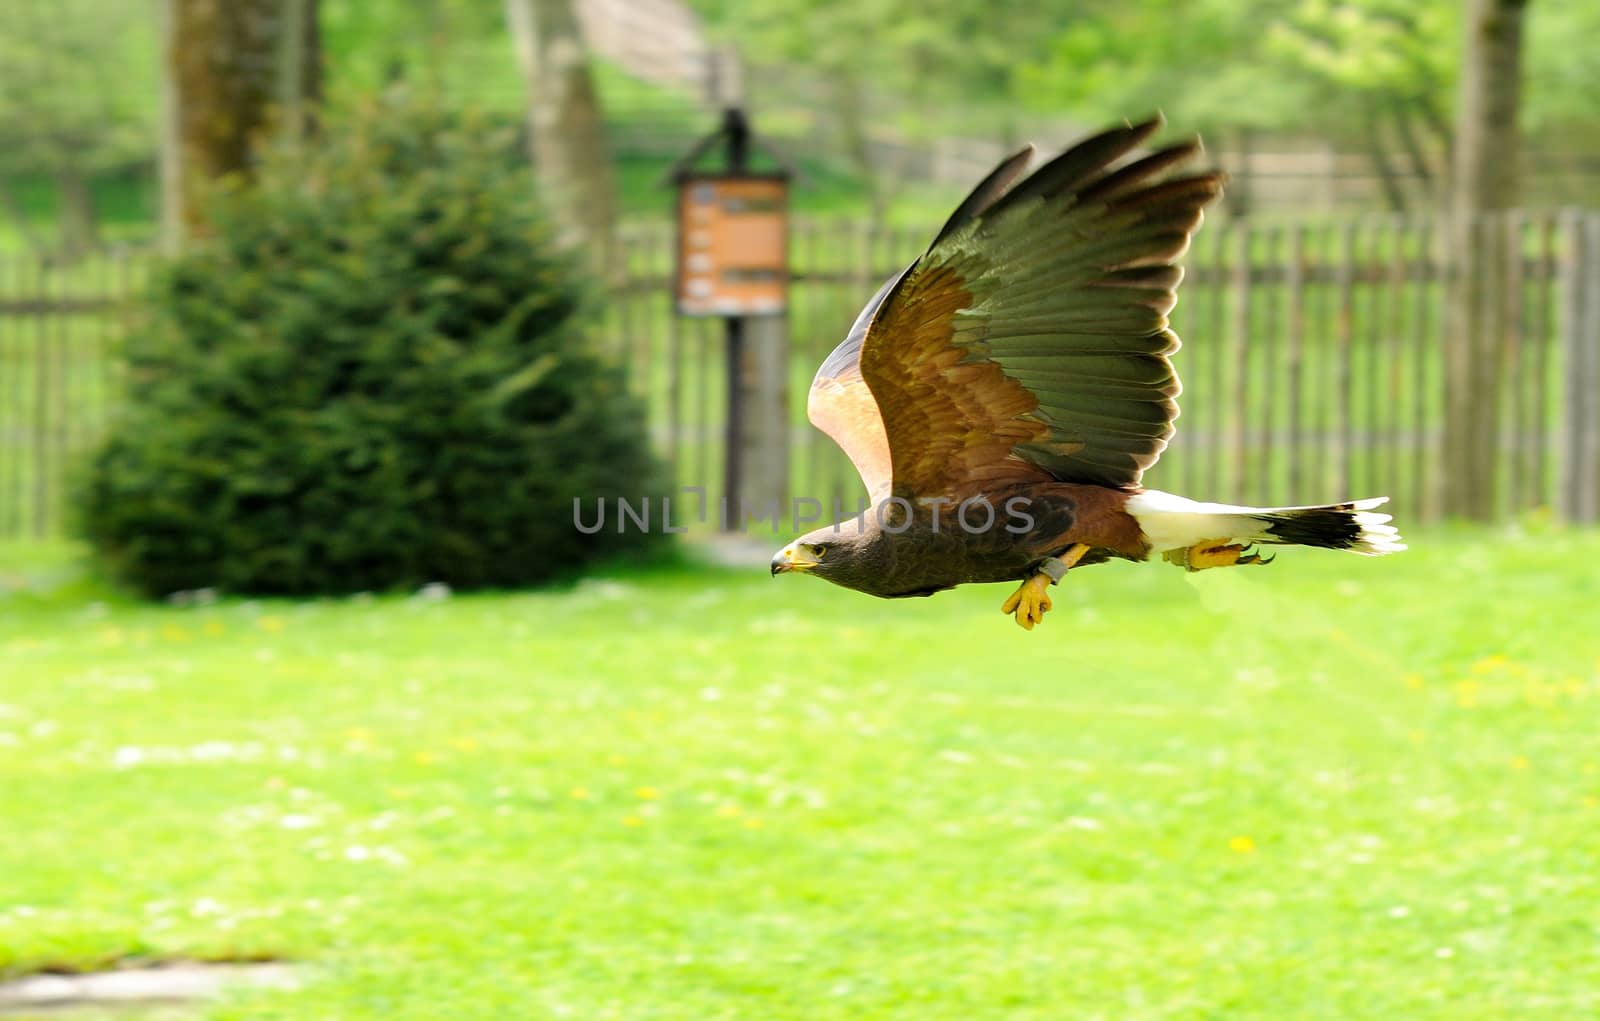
[771,116,1404,629]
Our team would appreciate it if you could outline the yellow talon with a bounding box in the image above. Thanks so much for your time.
[1001,573,1054,631]
[1167,539,1276,572]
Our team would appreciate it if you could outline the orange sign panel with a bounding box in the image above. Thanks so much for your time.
[676,175,788,316]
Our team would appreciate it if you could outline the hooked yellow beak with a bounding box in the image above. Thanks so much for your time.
[770,542,819,575]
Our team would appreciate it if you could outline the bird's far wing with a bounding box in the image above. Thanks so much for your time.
[859,116,1223,498]
[806,147,1035,506]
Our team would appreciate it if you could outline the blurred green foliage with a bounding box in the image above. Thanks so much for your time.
[78,100,664,597]
[0,0,157,178]
[3,0,1600,246]
[700,0,1600,146]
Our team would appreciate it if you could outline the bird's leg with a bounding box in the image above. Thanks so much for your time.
[1000,543,1091,630]
[1163,539,1275,572]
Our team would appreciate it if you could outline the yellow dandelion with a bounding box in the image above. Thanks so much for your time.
[607,754,627,767]
[451,737,479,751]
[742,817,763,830]
[1228,835,1257,854]
[716,804,742,818]
[202,620,225,637]
[1584,796,1598,809]
[1408,730,1427,744]
[635,786,660,801]
[1403,674,1426,691]
[412,751,437,765]
[568,787,590,800]
[1472,654,1508,675]
[159,624,192,641]
[99,627,124,645]
[257,615,285,632]
[622,814,645,827]
[1509,755,1530,771]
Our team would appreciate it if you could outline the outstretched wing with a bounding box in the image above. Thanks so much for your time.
[812,115,1222,503]
[806,147,1036,504]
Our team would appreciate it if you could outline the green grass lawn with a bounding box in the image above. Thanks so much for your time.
[3,528,1599,1019]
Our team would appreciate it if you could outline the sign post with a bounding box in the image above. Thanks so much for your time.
[672,108,791,530]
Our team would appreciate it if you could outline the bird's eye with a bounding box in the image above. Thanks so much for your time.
[809,544,826,558]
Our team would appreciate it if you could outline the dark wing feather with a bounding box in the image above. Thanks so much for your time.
[854,114,1222,496]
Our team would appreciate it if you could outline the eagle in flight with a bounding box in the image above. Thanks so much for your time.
[771,116,1404,629]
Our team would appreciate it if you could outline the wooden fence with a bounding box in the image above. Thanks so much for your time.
[0,247,149,539]
[3,209,1599,540]
[602,210,1600,529]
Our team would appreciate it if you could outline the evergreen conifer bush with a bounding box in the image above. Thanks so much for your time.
[80,102,662,596]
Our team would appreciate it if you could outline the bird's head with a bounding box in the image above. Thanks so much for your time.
[770,519,872,586]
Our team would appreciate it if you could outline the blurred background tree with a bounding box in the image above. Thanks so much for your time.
[505,0,619,268]
[5,0,1598,248]
[0,0,157,255]
[160,0,305,247]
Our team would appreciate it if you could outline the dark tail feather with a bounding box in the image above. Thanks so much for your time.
[1256,497,1405,555]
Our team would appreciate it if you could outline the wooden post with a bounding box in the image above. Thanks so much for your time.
[723,315,745,524]
[1335,221,1356,498]
[1385,217,1408,506]
[1206,226,1227,498]
[740,315,790,525]
[1581,214,1600,522]
[31,261,50,538]
[1559,210,1594,522]
[1258,225,1281,506]
[1412,220,1434,521]
[1229,226,1251,504]
[667,108,792,529]
[1285,224,1306,504]
[1532,214,1556,507]
[1443,0,1529,521]
[1504,212,1526,516]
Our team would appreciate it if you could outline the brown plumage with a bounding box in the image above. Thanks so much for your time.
[774,116,1404,625]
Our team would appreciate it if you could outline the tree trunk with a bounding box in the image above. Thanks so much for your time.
[159,0,284,248]
[1387,97,1437,201]
[1414,93,1455,208]
[1363,103,1407,213]
[54,167,101,256]
[277,0,323,144]
[1442,0,1529,521]
[505,0,619,275]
